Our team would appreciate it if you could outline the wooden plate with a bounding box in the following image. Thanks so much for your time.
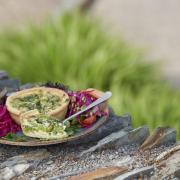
[0,115,108,146]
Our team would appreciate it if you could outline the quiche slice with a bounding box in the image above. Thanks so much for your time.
[6,87,70,125]
[20,110,68,139]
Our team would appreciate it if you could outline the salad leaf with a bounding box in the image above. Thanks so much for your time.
[3,132,28,142]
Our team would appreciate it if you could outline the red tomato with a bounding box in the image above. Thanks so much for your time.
[82,115,97,126]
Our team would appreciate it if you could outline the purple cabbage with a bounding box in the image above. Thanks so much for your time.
[66,90,106,127]
[0,106,21,137]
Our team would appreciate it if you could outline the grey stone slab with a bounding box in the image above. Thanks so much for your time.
[141,127,176,150]
[155,144,180,163]
[115,125,149,147]
[0,79,20,93]
[0,71,9,80]
[0,149,50,180]
[114,166,154,180]
[79,126,149,157]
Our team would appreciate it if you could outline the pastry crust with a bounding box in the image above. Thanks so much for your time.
[20,110,68,139]
[6,87,70,125]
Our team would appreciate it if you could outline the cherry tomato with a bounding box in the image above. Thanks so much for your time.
[82,115,96,126]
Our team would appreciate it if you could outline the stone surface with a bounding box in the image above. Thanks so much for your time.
[69,166,128,180]
[0,142,175,179]
[174,168,180,178]
[0,156,30,180]
[112,156,133,167]
[0,71,9,80]
[140,127,176,150]
[156,150,180,179]
[0,79,20,93]
[21,149,50,161]
[0,149,50,180]
[114,166,154,180]
[155,144,180,163]
[0,165,30,180]
[79,126,149,157]
[20,83,37,90]
[68,110,132,145]
[115,125,149,147]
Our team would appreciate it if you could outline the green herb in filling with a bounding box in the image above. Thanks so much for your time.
[10,92,66,113]
[23,115,66,135]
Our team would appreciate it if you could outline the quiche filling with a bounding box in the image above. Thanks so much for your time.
[22,114,68,139]
[10,91,68,114]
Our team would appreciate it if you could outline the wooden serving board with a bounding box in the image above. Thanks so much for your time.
[0,116,108,146]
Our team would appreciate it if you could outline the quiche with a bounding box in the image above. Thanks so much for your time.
[20,110,68,139]
[6,87,70,125]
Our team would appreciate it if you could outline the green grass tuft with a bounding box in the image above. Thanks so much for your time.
[0,12,179,138]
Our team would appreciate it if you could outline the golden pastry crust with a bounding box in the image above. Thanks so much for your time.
[20,110,68,139]
[6,87,70,125]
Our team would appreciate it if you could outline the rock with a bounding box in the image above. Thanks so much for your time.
[67,110,132,145]
[46,160,54,165]
[0,156,30,180]
[174,168,180,178]
[114,166,154,180]
[156,150,180,179]
[0,156,27,168]
[0,88,8,105]
[112,156,133,167]
[115,125,149,147]
[20,83,37,90]
[140,127,176,150]
[0,71,9,80]
[69,166,128,180]
[79,126,149,157]
[21,149,50,161]
[0,149,50,180]
[49,171,84,180]
[2,149,50,163]
[155,144,180,163]
[0,79,20,93]
[176,141,180,145]
[0,165,30,180]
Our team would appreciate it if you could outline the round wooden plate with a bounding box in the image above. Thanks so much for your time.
[0,115,108,146]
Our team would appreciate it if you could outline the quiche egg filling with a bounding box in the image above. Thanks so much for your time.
[10,91,68,114]
[22,114,68,139]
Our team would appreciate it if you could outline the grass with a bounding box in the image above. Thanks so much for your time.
[0,12,179,138]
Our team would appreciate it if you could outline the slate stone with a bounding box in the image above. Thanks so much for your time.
[174,168,180,178]
[20,83,37,90]
[155,144,180,163]
[67,109,132,145]
[79,126,149,157]
[112,156,134,167]
[114,166,154,180]
[115,125,149,147]
[0,156,30,180]
[156,150,180,179]
[0,149,50,180]
[140,127,176,150]
[0,71,9,80]
[0,164,30,180]
[0,79,20,93]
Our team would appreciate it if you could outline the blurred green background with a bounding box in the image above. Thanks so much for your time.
[0,12,179,138]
